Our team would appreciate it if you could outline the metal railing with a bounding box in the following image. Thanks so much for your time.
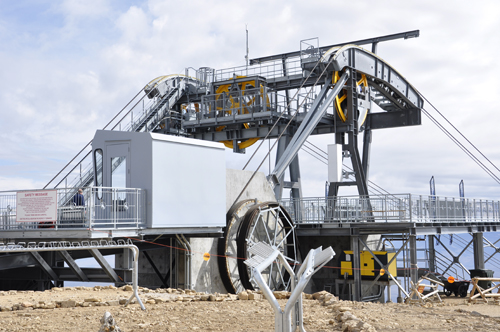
[0,187,146,231]
[214,57,303,82]
[280,194,500,224]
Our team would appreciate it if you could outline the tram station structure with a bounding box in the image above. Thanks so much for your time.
[1,30,499,302]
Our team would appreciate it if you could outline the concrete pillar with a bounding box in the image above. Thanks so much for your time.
[351,233,361,301]
[409,235,418,298]
[473,232,485,270]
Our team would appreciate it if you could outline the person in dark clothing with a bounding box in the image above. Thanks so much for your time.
[73,188,85,206]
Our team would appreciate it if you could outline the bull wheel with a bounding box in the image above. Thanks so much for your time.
[236,202,298,291]
[217,199,258,294]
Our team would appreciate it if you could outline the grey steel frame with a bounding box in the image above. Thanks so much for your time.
[0,239,145,310]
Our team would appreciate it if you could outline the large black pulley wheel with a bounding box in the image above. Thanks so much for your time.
[236,202,298,291]
[217,199,257,294]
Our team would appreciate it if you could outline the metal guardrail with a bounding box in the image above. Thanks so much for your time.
[214,58,303,82]
[280,194,500,224]
[0,187,146,231]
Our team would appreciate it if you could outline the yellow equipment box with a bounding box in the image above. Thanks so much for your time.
[339,250,397,281]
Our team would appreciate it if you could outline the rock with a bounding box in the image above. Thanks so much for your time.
[342,319,362,332]
[273,291,290,299]
[21,302,33,308]
[238,291,249,300]
[106,300,120,306]
[119,299,128,305]
[200,295,210,301]
[123,285,133,292]
[84,297,102,303]
[99,311,122,332]
[339,307,352,312]
[146,299,156,304]
[51,287,64,292]
[337,311,357,322]
[60,300,76,308]
[248,293,262,300]
[0,306,12,312]
[227,294,238,301]
[42,303,56,309]
[312,290,332,300]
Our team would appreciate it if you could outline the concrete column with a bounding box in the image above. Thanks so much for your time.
[473,232,485,270]
[351,233,361,301]
[409,234,418,298]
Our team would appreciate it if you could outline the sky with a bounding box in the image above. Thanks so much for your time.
[1,0,500,201]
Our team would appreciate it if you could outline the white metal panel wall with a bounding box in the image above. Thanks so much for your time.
[328,144,343,183]
[151,138,226,228]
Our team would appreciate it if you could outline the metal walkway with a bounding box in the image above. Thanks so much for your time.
[281,194,500,236]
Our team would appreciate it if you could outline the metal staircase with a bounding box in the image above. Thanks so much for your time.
[46,77,190,195]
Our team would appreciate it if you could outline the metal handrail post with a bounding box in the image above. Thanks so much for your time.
[408,194,412,223]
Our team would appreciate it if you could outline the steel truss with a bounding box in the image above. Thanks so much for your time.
[0,239,145,310]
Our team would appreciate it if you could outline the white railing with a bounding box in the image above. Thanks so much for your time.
[280,194,500,224]
[0,187,146,231]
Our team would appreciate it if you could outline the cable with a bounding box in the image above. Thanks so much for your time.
[420,94,500,175]
[421,108,500,185]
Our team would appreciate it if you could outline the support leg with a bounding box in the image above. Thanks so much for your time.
[351,233,361,301]
[473,232,485,270]
[409,235,418,299]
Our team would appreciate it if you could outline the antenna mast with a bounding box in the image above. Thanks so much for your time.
[245,25,249,71]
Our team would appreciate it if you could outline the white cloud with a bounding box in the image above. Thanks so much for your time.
[0,0,498,201]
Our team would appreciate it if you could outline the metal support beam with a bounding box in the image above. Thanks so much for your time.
[30,251,59,281]
[250,30,419,64]
[143,251,169,288]
[59,250,89,282]
[270,71,348,186]
[428,235,436,273]
[351,232,361,301]
[473,232,485,270]
[409,235,418,298]
[89,249,120,283]
[346,71,369,197]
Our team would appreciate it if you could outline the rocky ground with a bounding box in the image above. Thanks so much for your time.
[0,286,499,331]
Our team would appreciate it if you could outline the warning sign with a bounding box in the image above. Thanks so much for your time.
[203,252,210,261]
[16,190,58,223]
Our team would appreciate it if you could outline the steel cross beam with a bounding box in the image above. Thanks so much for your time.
[435,235,472,276]
[59,250,90,282]
[358,237,410,300]
[30,251,59,281]
[483,237,500,264]
[249,30,419,65]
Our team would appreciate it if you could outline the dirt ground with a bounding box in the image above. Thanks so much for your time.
[0,286,499,331]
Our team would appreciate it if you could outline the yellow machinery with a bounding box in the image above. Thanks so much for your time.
[340,250,397,281]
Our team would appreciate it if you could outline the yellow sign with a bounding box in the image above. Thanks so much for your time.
[379,268,385,276]
[447,276,455,284]
[203,252,210,261]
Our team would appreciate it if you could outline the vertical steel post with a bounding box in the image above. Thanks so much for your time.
[351,231,361,301]
[428,235,436,272]
[409,234,418,298]
[473,232,485,270]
